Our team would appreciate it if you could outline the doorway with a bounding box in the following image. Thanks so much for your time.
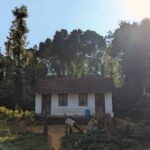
[95,93,105,117]
[42,94,51,115]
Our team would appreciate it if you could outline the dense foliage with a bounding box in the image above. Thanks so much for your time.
[0,125,52,150]
[0,106,34,121]
[0,133,51,150]
[60,130,141,150]
[111,20,150,119]
[38,29,106,77]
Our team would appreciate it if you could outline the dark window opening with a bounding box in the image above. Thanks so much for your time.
[78,93,88,106]
[145,86,150,93]
[59,93,68,106]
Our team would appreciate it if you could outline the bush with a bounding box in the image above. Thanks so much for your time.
[60,130,141,150]
[0,128,52,150]
[0,106,34,121]
[1,133,51,150]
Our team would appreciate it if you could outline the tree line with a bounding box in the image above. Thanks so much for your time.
[0,5,150,119]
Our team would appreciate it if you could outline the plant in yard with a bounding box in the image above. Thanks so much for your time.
[0,106,35,121]
[60,130,141,150]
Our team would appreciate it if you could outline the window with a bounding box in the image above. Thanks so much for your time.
[145,86,150,93]
[78,93,88,106]
[59,93,68,106]
[144,82,150,94]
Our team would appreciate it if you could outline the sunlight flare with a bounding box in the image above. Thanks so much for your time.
[124,0,150,18]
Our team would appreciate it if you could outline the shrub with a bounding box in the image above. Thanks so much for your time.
[60,131,141,150]
[0,106,34,121]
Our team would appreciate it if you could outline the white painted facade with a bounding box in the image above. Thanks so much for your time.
[35,92,114,117]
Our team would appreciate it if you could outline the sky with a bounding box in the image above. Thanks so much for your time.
[1,0,150,53]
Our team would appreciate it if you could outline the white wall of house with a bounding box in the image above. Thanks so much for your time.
[105,92,114,117]
[35,94,42,114]
[51,93,95,116]
[35,92,114,117]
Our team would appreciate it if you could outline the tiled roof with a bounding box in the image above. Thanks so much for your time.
[35,77,114,93]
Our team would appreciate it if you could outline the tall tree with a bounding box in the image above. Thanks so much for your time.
[110,19,150,118]
[5,5,29,107]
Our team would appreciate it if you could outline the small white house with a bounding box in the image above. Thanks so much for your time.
[35,77,114,117]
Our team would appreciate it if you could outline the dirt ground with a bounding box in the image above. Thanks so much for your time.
[28,125,85,150]
[26,125,64,150]
[48,125,65,150]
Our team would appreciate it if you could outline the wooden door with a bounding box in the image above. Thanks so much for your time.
[95,93,105,117]
[42,94,51,115]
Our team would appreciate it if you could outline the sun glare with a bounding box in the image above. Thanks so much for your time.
[124,0,150,19]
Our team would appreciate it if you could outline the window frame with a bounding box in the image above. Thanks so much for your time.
[78,93,88,106]
[58,93,68,106]
[145,85,150,94]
